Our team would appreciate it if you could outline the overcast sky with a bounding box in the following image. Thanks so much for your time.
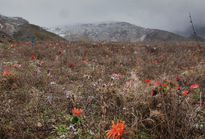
[0,0,204,32]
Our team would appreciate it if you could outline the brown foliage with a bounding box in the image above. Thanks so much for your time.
[0,40,205,138]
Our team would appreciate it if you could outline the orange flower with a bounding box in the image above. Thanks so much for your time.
[106,120,126,139]
[183,90,188,96]
[72,108,83,116]
[196,49,200,52]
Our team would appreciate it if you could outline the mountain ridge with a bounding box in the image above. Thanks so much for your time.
[46,21,188,42]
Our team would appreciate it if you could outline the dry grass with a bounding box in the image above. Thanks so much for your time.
[0,41,205,138]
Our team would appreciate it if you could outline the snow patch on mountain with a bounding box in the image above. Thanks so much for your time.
[0,14,29,36]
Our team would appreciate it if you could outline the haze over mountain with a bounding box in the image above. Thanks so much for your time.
[176,25,205,39]
[1,14,204,42]
[1,0,205,36]
[46,22,187,42]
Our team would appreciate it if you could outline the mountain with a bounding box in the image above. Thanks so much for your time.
[47,22,187,42]
[0,14,64,41]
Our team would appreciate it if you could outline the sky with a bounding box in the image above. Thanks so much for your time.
[0,0,204,33]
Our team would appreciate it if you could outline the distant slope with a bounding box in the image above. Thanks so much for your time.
[0,14,64,41]
[13,24,65,41]
[47,22,187,42]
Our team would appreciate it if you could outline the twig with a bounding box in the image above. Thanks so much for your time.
[200,91,202,109]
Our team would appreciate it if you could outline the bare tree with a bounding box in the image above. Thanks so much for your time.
[189,12,201,49]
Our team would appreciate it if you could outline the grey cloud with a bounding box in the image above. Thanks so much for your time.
[0,0,204,32]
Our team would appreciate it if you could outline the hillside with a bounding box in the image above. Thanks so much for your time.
[13,23,65,41]
[0,14,64,41]
[47,22,187,42]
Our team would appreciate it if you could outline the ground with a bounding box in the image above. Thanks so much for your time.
[0,41,205,138]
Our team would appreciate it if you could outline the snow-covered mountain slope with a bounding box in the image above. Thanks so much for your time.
[0,14,64,41]
[0,14,29,36]
[47,22,187,42]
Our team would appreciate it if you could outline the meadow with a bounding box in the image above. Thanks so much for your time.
[0,40,205,138]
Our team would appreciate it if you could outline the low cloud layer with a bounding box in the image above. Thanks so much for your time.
[0,0,204,32]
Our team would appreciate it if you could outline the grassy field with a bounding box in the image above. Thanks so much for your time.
[0,40,205,138]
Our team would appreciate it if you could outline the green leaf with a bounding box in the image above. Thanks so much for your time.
[72,116,79,124]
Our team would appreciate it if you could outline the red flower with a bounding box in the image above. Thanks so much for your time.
[145,79,151,84]
[106,120,126,139]
[72,108,83,116]
[69,62,74,67]
[190,66,194,69]
[190,84,199,90]
[201,103,205,107]
[35,69,40,73]
[3,70,10,75]
[161,83,165,86]
[177,86,182,90]
[58,50,62,54]
[176,76,180,81]
[6,65,12,69]
[83,59,88,63]
[183,90,188,96]
[31,55,35,59]
[156,81,160,86]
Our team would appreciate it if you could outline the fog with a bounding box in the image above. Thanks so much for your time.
[0,0,204,33]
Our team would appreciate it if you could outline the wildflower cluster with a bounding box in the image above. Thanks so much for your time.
[106,120,126,139]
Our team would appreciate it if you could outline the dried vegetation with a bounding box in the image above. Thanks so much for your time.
[0,41,205,138]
